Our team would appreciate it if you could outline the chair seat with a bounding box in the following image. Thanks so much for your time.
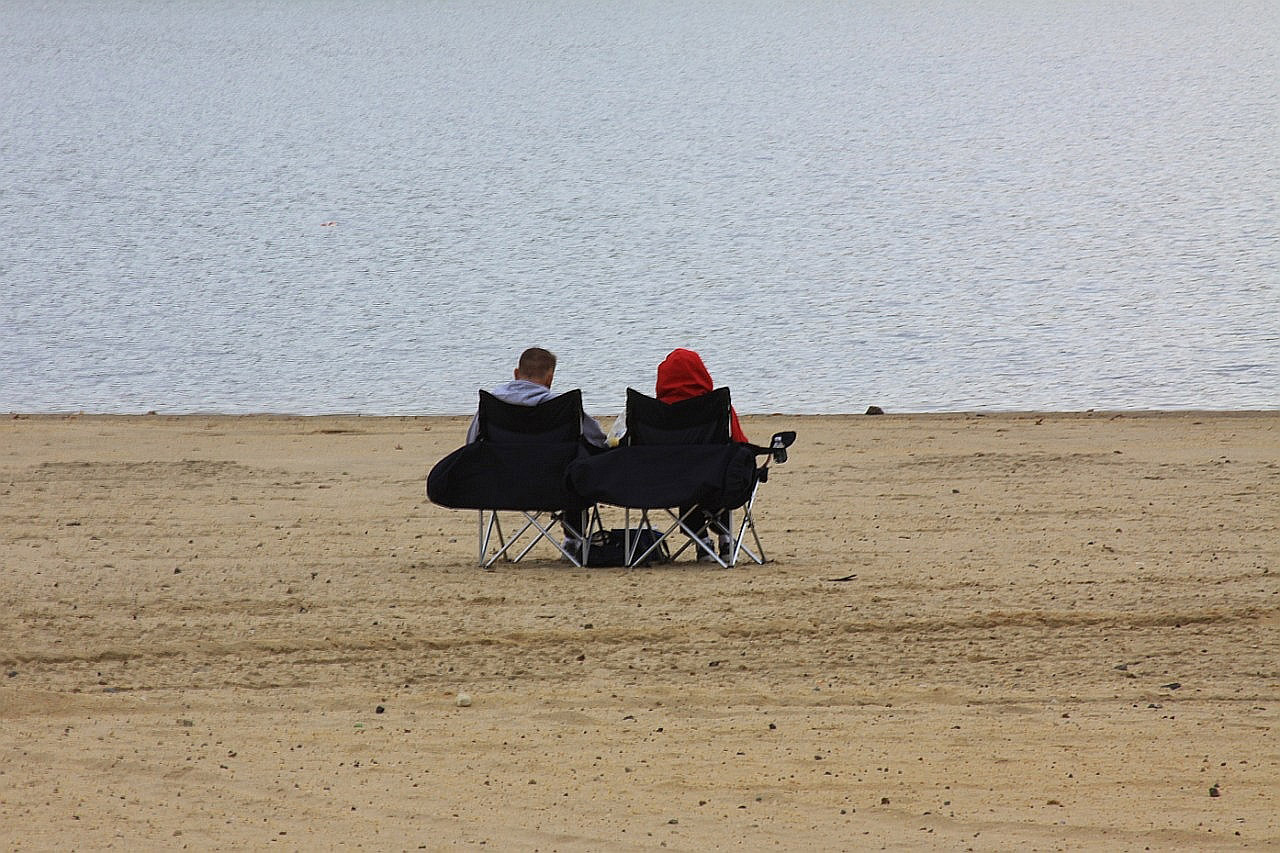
[567,444,757,511]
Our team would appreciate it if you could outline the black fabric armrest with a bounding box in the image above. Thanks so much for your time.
[567,444,757,510]
[428,442,588,511]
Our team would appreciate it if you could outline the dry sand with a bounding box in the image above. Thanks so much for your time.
[1,411,1277,851]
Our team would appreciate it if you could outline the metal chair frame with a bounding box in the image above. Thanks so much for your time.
[478,505,602,569]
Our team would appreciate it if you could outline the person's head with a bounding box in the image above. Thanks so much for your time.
[656,347,714,401]
[514,347,557,388]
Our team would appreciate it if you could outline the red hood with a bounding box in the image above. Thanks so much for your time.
[656,348,714,403]
[655,348,749,443]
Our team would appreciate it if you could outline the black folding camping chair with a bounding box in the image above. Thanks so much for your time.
[427,390,599,568]
[567,388,794,567]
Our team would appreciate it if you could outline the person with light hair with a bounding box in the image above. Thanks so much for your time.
[465,347,606,447]
[465,348,607,559]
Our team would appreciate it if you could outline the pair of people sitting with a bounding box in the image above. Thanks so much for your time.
[466,346,748,560]
[466,346,748,446]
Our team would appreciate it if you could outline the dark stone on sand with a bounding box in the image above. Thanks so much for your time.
[375,705,385,714]
[865,406,885,415]
[1209,785,1221,797]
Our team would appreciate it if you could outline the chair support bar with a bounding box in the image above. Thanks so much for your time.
[478,509,587,569]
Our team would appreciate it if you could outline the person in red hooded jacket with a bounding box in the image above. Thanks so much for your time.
[654,348,747,561]
[655,348,750,443]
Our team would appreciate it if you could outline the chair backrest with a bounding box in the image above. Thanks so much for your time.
[477,389,584,444]
[624,387,732,445]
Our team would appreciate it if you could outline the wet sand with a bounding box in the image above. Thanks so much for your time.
[2,411,1277,850]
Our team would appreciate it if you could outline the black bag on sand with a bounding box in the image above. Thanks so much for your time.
[585,528,670,567]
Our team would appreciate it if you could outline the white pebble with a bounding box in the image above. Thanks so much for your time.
[456,693,472,707]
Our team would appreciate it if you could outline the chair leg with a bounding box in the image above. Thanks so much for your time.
[614,505,757,569]
[732,484,767,565]
[478,507,512,568]
[691,487,767,568]
[624,508,632,565]
[480,511,558,568]
[629,509,676,566]
[579,505,603,566]
[619,508,681,566]
[671,507,730,567]
[477,508,600,569]
[521,511,584,566]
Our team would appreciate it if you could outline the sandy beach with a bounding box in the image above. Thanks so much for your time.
[2,410,1277,850]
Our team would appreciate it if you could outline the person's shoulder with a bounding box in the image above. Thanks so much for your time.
[491,379,554,406]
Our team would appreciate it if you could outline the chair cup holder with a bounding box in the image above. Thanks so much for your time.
[769,430,796,464]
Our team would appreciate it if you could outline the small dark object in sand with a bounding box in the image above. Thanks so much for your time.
[1161,682,1182,690]
[375,705,385,714]
[6,671,17,678]
[1209,785,1221,797]
[865,406,884,415]
[826,574,858,582]
[880,797,890,805]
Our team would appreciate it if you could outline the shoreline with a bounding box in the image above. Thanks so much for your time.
[7,407,1280,420]
[3,411,1277,847]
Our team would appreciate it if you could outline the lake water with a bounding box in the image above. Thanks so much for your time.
[2,0,1277,416]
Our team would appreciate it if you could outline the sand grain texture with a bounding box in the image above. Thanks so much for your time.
[2,412,1277,850]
